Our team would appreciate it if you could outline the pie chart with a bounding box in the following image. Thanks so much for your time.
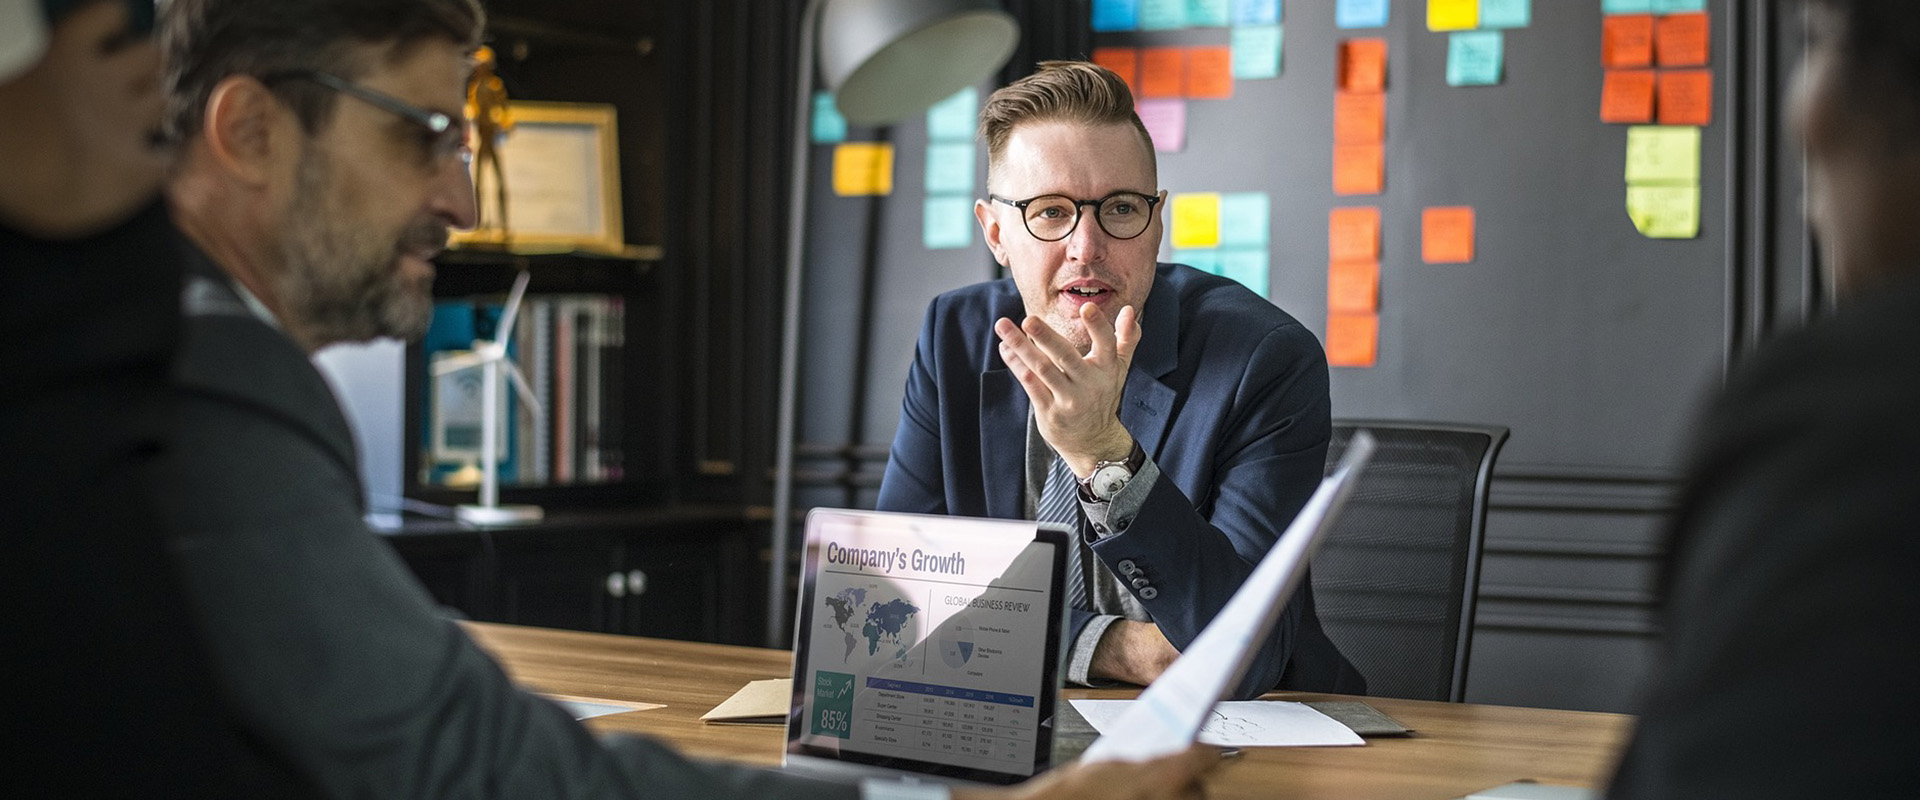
[938,619,975,669]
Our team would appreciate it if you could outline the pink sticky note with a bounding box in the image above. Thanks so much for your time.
[1136,99,1187,152]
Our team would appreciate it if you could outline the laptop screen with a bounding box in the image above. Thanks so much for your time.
[786,509,1068,785]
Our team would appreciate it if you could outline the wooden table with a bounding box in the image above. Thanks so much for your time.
[468,622,1632,800]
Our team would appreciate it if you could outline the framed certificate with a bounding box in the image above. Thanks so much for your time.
[452,100,626,255]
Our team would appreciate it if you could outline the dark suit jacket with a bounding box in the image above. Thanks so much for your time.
[1606,275,1920,798]
[162,249,856,799]
[877,263,1364,699]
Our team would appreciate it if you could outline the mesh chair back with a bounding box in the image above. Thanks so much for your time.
[1311,421,1507,702]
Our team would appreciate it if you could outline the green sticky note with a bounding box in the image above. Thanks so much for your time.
[1230,25,1283,80]
[1336,0,1390,29]
[1174,249,1223,274]
[1627,185,1701,238]
[1603,0,1653,12]
[1653,0,1706,11]
[1218,192,1271,247]
[1187,0,1230,27]
[926,87,977,142]
[1139,0,1187,29]
[924,143,974,194]
[811,92,846,143]
[1217,248,1271,297]
[1479,0,1531,28]
[923,195,976,250]
[1232,0,1279,26]
[1625,125,1702,184]
[1447,31,1504,87]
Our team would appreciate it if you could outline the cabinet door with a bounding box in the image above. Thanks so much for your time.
[614,538,727,642]
[495,535,620,633]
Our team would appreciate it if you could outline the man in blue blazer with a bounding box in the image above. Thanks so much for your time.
[877,62,1363,700]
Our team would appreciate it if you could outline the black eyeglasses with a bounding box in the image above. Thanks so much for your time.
[259,70,469,168]
[989,190,1163,242]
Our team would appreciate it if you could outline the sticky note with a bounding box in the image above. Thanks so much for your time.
[1140,0,1187,30]
[1479,0,1531,29]
[1335,91,1386,143]
[832,143,893,196]
[1140,47,1186,98]
[1232,0,1280,26]
[1336,0,1390,29]
[1658,70,1714,126]
[1218,192,1271,247]
[1339,39,1389,92]
[1427,0,1478,32]
[1446,31,1505,87]
[1603,0,1653,11]
[1171,192,1222,248]
[926,87,977,142]
[1231,25,1283,80]
[1333,143,1385,195]
[1657,12,1711,66]
[924,143,974,194]
[1653,0,1706,11]
[1092,47,1141,97]
[811,92,846,144]
[924,195,976,249]
[1603,15,1656,68]
[1422,206,1475,263]
[1625,125,1701,184]
[1627,184,1701,238]
[1326,313,1379,368]
[1175,249,1224,273]
[1093,0,1141,31]
[1328,207,1381,263]
[1217,248,1270,297]
[1136,99,1187,152]
[1186,46,1235,99]
[1600,70,1657,123]
[1328,260,1380,313]
[1187,0,1230,27]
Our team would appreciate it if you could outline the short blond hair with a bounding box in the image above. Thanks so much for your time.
[979,60,1156,186]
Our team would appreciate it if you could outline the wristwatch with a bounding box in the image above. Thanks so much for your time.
[1078,440,1146,503]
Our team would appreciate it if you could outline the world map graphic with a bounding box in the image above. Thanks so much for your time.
[821,587,920,662]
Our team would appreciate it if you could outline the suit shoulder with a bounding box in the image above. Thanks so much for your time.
[1160,262,1314,344]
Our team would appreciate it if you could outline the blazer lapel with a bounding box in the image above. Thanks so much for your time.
[1122,267,1179,456]
[980,354,1029,520]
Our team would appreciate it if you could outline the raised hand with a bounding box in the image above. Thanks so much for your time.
[995,300,1142,476]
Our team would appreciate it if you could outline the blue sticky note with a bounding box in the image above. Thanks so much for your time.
[924,195,976,250]
[1139,0,1187,30]
[1336,0,1390,29]
[1092,0,1140,31]
[1188,0,1230,27]
[1218,192,1271,247]
[1602,0,1654,12]
[926,87,977,142]
[1173,249,1223,274]
[1230,25,1283,79]
[1446,31,1504,87]
[1230,0,1279,26]
[1217,248,1270,297]
[924,143,974,194]
[1653,0,1706,10]
[811,92,846,144]
[1478,0,1531,28]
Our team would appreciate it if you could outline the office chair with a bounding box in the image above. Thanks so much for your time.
[1311,420,1508,702]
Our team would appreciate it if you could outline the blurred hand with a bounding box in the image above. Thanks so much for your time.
[1088,619,1180,687]
[0,1,166,239]
[956,746,1221,800]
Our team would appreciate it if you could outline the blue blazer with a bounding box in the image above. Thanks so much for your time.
[878,263,1365,699]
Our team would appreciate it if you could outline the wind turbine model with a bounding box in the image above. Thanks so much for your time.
[432,270,544,526]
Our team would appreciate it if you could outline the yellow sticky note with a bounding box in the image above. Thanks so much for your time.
[832,142,893,196]
[1627,185,1700,239]
[1624,125,1700,185]
[1170,192,1222,249]
[1427,0,1479,31]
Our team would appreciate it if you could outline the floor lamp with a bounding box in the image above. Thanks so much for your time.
[768,0,1019,647]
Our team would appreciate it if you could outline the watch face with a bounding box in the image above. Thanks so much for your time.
[1091,464,1131,499]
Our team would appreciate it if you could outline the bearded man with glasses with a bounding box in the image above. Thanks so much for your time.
[877,61,1364,700]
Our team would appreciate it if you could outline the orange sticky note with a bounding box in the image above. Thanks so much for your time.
[1602,15,1655,69]
[1333,143,1385,196]
[1422,206,1475,263]
[1339,39,1388,93]
[1092,47,1140,98]
[1186,46,1234,99]
[1139,47,1185,99]
[1328,261,1380,313]
[1326,313,1379,368]
[1656,12,1711,67]
[1658,69,1714,126]
[1328,207,1381,263]
[1600,70,1657,124]
[1334,91,1386,143]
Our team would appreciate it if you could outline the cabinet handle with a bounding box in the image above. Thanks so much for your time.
[606,571,626,598]
[626,569,648,597]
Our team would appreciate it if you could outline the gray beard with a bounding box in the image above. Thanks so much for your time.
[274,145,437,347]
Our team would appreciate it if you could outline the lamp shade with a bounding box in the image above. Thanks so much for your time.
[818,0,1019,126]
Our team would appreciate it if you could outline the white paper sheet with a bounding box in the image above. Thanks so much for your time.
[1071,699,1364,747]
